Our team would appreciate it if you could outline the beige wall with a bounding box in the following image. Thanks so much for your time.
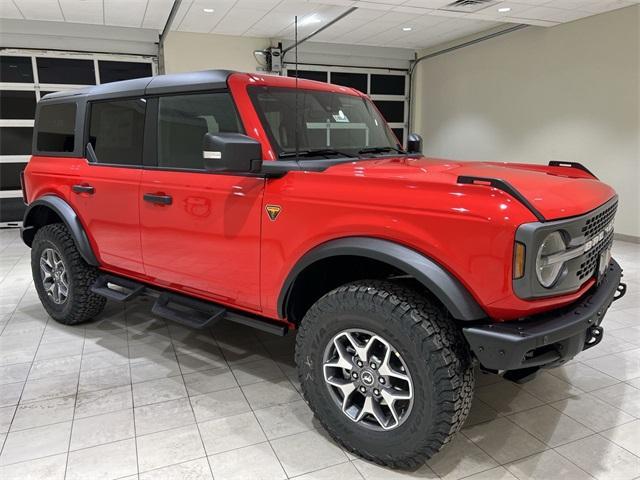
[413,6,640,237]
[163,31,271,73]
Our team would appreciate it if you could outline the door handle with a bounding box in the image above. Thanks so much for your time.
[72,184,95,194]
[143,193,172,205]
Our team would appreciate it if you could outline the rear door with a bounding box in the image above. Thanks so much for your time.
[72,98,146,274]
[139,92,264,311]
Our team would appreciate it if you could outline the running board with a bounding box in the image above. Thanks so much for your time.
[91,274,145,302]
[91,274,288,336]
[152,292,225,329]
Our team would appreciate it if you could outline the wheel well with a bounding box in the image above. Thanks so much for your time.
[22,205,64,246]
[284,255,418,325]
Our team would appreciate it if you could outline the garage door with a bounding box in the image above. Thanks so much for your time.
[285,66,408,147]
[0,49,156,227]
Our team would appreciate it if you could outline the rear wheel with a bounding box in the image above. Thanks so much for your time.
[31,223,106,325]
[295,280,474,468]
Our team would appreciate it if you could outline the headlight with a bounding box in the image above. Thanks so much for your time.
[536,231,566,288]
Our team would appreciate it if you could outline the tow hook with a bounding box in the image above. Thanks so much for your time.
[613,282,627,302]
[584,325,604,350]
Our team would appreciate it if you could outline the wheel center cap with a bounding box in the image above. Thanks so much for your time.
[361,370,375,386]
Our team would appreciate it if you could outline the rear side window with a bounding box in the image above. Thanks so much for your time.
[36,103,76,153]
[157,92,242,170]
[89,99,146,166]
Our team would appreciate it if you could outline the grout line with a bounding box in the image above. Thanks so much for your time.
[159,312,216,479]
[62,313,88,478]
[123,301,141,478]
[0,286,51,462]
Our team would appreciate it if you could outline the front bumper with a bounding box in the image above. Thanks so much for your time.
[463,259,626,371]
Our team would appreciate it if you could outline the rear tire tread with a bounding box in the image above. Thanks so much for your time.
[32,223,106,325]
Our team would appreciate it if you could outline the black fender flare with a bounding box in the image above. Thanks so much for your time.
[21,195,99,266]
[278,237,486,321]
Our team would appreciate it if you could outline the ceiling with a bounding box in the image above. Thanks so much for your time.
[1,0,638,49]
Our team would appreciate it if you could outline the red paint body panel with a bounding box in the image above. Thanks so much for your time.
[23,72,618,324]
[139,169,264,311]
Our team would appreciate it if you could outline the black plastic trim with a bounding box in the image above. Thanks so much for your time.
[278,237,486,321]
[549,161,597,179]
[457,176,546,222]
[21,195,99,266]
[464,259,623,371]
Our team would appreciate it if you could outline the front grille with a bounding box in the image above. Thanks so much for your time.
[582,201,617,239]
[574,200,617,282]
[576,230,614,281]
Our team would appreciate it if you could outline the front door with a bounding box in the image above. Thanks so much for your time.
[73,98,146,274]
[139,92,264,311]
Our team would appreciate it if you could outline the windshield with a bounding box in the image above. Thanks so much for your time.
[248,86,402,159]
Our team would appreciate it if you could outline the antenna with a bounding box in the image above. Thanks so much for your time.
[294,15,299,161]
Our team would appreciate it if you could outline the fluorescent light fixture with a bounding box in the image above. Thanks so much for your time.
[299,14,322,26]
[402,27,412,31]
[497,7,511,13]
[203,8,214,13]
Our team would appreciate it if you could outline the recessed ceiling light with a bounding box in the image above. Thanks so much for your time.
[203,8,214,13]
[497,7,511,13]
[402,27,412,31]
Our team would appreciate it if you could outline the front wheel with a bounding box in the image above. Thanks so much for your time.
[295,281,475,469]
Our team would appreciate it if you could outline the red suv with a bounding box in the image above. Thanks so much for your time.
[21,70,626,468]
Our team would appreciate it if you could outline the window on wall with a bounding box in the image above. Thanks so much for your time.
[0,49,156,225]
[0,91,37,119]
[89,99,146,166]
[99,61,152,84]
[37,57,96,85]
[0,56,34,83]
[286,70,328,82]
[330,72,368,93]
[158,92,243,170]
[283,67,408,147]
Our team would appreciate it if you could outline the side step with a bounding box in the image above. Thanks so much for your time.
[152,292,225,329]
[91,274,145,303]
[90,274,288,336]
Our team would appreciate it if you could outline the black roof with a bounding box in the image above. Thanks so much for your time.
[41,69,235,102]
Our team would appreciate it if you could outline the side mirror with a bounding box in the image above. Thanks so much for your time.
[203,133,262,174]
[406,133,423,154]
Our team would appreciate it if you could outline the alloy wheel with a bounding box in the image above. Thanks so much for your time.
[322,328,414,431]
[40,247,69,304]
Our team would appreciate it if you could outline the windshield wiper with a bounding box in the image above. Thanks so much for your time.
[279,149,357,159]
[358,146,405,155]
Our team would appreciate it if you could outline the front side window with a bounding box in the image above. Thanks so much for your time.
[89,99,146,166]
[36,103,76,153]
[157,92,242,170]
[249,86,401,158]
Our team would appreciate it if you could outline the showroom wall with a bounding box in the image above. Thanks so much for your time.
[412,6,640,238]
[163,32,271,73]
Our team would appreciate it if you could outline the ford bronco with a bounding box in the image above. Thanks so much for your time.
[20,70,626,468]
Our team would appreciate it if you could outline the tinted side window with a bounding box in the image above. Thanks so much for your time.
[89,99,145,166]
[158,93,242,170]
[36,103,76,153]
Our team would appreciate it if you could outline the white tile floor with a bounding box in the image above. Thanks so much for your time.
[0,227,638,480]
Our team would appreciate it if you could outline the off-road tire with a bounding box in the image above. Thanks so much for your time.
[31,223,106,325]
[295,280,475,469]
